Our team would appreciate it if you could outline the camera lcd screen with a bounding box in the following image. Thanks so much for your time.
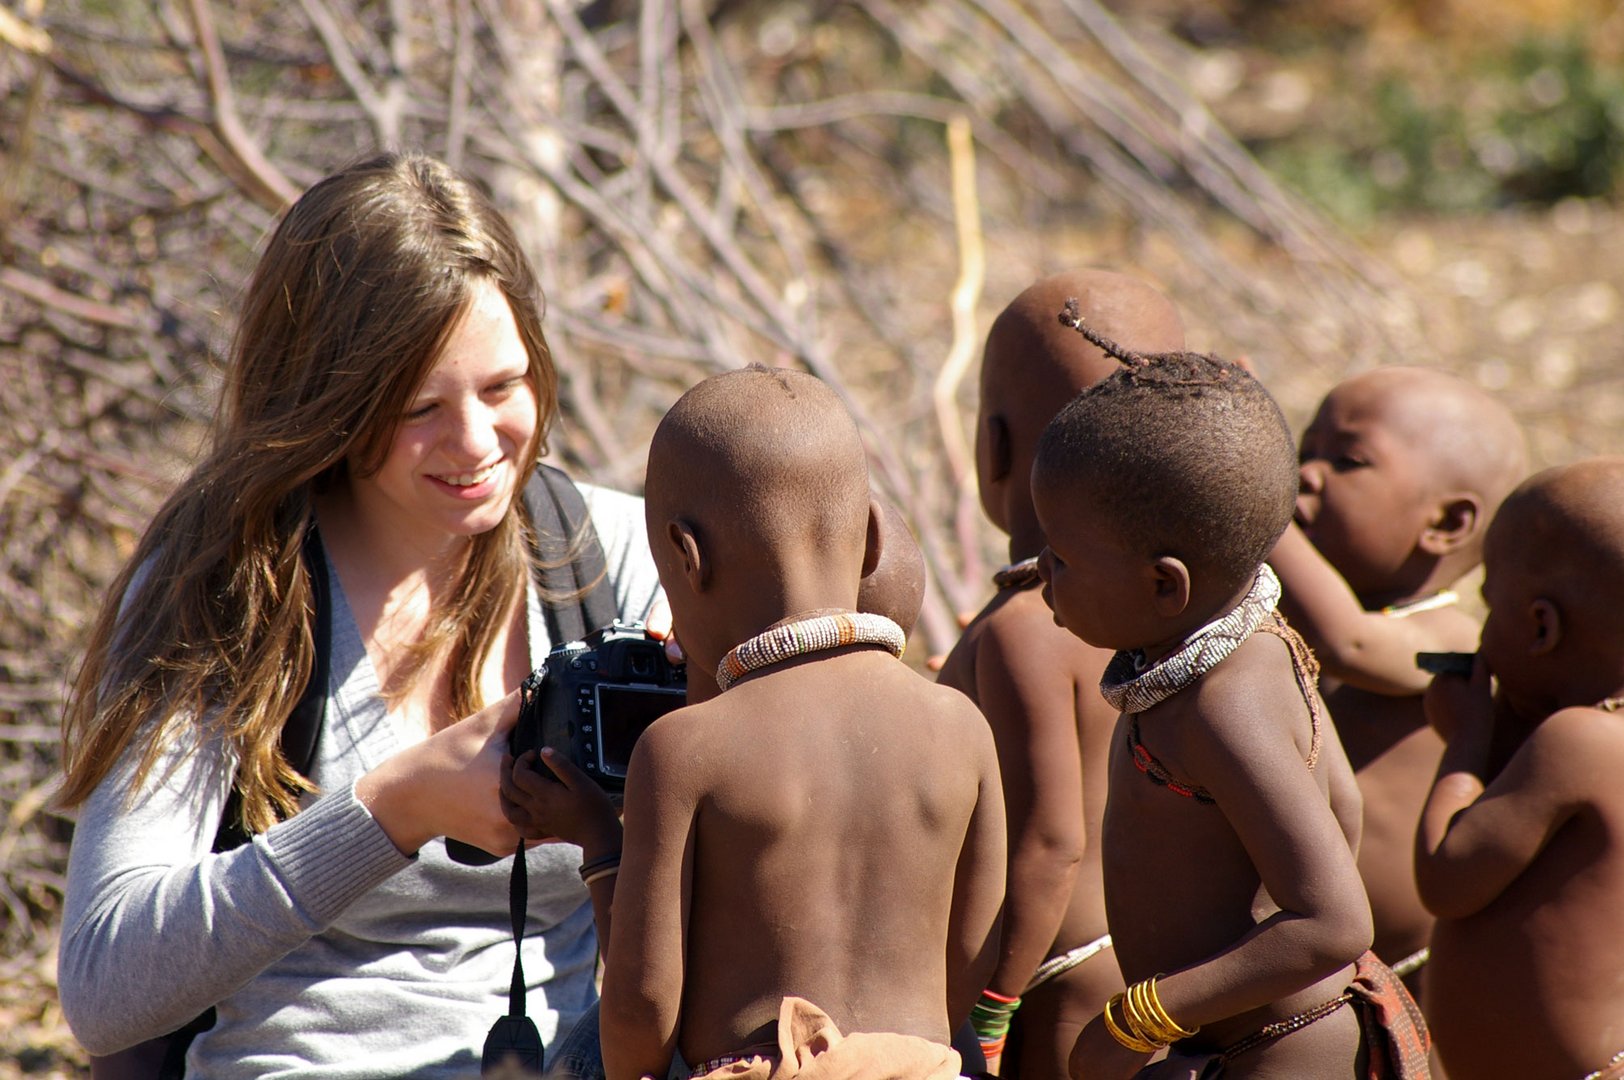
[593,685,688,777]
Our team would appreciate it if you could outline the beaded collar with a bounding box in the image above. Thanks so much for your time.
[993,556,1041,591]
[716,611,907,692]
[1099,565,1283,714]
[1379,590,1458,619]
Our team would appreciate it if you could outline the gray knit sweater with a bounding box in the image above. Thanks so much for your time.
[60,483,662,1078]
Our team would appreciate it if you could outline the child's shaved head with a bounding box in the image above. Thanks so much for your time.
[977,270,1184,539]
[1332,366,1526,514]
[646,365,872,581]
[1035,341,1297,593]
[858,497,927,638]
[1491,457,1624,601]
[980,270,1185,421]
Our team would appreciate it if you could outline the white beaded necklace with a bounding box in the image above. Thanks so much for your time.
[716,611,907,692]
[1099,565,1282,714]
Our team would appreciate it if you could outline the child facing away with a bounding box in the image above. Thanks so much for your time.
[1268,367,1527,1007]
[502,366,1008,1080]
[1415,457,1624,1080]
[1031,318,1431,1079]
[936,269,1185,1077]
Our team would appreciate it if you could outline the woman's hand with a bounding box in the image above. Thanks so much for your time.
[356,690,525,856]
[644,597,685,667]
[500,747,622,858]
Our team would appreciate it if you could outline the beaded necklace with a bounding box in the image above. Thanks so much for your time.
[1099,565,1282,715]
[992,556,1041,591]
[716,611,907,692]
[1379,589,1458,619]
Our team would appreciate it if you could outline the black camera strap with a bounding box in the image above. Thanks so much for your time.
[479,840,545,1076]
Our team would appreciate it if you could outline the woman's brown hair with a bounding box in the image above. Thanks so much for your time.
[59,152,558,833]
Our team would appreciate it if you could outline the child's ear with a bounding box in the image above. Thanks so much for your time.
[1148,556,1191,619]
[1528,597,1562,656]
[977,414,1011,486]
[664,518,710,592]
[1418,493,1484,556]
[861,498,883,579]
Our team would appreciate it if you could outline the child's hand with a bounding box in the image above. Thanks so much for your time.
[1067,1013,1153,1080]
[499,747,621,853]
[1422,652,1493,744]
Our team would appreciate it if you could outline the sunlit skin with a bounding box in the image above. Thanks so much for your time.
[1296,378,1449,607]
[1272,367,1525,1044]
[1417,460,1624,1079]
[345,277,539,562]
[1031,463,1371,1080]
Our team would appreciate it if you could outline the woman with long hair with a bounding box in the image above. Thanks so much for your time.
[56,151,662,1077]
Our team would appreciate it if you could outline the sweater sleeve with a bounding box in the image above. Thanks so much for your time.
[58,726,411,1054]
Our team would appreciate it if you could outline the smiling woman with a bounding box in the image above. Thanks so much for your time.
[54,152,662,1079]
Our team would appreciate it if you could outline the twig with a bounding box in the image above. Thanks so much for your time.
[933,116,986,588]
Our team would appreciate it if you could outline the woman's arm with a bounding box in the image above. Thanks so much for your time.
[60,692,525,1054]
[59,729,409,1053]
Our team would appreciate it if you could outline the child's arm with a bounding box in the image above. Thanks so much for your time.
[1271,522,1472,695]
[599,719,696,1080]
[946,710,1008,1029]
[970,623,1084,1001]
[1150,679,1374,1022]
[1073,664,1372,1078]
[499,749,623,953]
[1414,663,1596,919]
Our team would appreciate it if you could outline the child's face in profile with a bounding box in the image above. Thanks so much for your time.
[1475,518,1542,715]
[1296,381,1438,597]
[1032,471,1155,652]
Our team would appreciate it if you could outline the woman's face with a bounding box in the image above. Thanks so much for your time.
[351,278,539,550]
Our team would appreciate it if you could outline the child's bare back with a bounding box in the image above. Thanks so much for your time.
[636,649,1000,1063]
[598,366,1005,1080]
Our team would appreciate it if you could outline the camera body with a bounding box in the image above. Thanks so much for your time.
[511,621,687,798]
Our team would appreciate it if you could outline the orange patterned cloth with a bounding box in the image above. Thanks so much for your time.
[1348,949,1432,1079]
[683,997,962,1080]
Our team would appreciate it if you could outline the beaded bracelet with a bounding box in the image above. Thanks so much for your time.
[581,865,620,887]
[578,852,622,883]
[969,987,1021,1058]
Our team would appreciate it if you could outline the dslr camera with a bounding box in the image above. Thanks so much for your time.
[510,621,688,799]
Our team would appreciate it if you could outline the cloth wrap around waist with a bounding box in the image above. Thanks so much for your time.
[685,997,962,1080]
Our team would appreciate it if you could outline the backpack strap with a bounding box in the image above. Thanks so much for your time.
[211,523,329,853]
[522,464,618,647]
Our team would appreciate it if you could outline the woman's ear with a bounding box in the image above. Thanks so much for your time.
[1149,556,1192,619]
[665,518,709,592]
[861,498,884,579]
[1419,493,1483,556]
[1528,597,1562,656]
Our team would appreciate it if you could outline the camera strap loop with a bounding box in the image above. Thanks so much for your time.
[479,841,543,1077]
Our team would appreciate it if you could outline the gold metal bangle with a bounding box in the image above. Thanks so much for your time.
[1102,992,1158,1054]
[1143,975,1198,1039]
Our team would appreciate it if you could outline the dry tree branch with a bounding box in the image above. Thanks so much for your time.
[181,0,299,210]
[934,116,987,590]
